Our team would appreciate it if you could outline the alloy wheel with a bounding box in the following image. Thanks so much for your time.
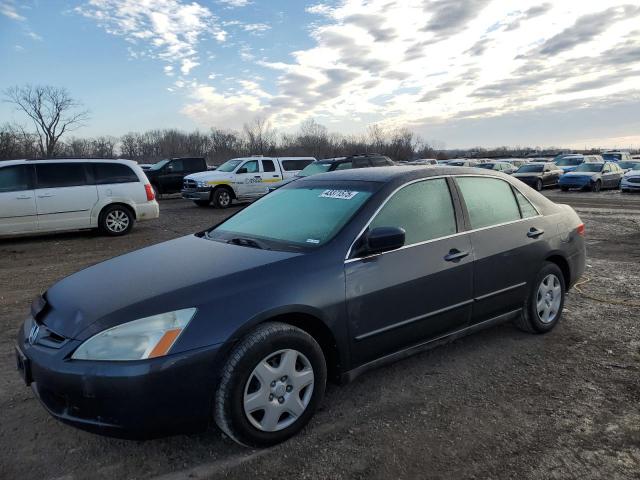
[105,210,130,233]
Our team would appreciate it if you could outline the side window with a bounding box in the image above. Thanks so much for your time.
[370,179,457,245]
[335,162,352,170]
[603,164,611,172]
[241,160,259,174]
[353,158,370,168]
[513,188,538,219]
[93,163,139,184]
[262,160,276,172]
[456,177,521,229]
[36,163,87,188]
[169,159,185,172]
[281,160,312,171]
[0,165,31,192]
[370,157,388,167]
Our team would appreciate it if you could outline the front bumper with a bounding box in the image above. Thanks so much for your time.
[16,319,223,439]
[181,188,211,201]
[621,178,640,190]
[559,177,592,189]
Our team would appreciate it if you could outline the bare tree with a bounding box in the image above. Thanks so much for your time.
[243,117,276,155]
[4,85,89,158]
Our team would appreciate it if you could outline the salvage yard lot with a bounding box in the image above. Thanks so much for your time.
[1,191,639,480]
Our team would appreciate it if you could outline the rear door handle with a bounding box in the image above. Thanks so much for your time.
[527,227,544,238]
[444,249,469,262]
[37,194,55,198]
[272,175,280,178]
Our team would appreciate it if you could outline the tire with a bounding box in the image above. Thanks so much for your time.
[561,186,569,192]
[193,200,210,207]
[535,179,543,191]
[214,322,327,448]
[591,180,601,192]
[212,187,233,209]
[99,204,134,236]
[514,262,565,334]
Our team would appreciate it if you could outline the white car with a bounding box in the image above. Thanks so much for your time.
[181,156,315,208]
[0,159,159,237]
[621,169,640,192]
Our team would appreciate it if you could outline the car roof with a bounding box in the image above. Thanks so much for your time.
[1,158,139,166]
[297,165,506,183]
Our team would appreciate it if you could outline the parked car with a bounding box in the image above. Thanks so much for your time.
[16,166,585,446]
[406,158,438,165]
[554,154,603,173]
[602,151,632,162]
[447,159,479,167]
[621,167,640,192]
[502,158,529,168]
[475,161,517,174]
[513,162,563,191]
[144,157,210,197]
[616,160,640,173]
[181,156,315,208]
[436,159,452,164]
[0,159,158,237]
[559,161,624,192]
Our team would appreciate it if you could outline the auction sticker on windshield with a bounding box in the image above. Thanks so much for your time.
[319,190,359,200]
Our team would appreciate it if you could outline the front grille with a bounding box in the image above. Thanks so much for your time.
[626,177,640,184]
[183,179,197,189]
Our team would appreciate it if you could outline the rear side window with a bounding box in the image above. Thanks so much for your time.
[0,165,31,192]
[36,163,88,188]
[282,159,313,171]
[456,177,521,229]
[513,188,538,219]
[94,163,139,184]
[370,179,457,245]
[262,160,276,172]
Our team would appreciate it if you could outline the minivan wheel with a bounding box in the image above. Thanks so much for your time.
[514,262,565,334]
[99,205,134,236]
[213,188,232,208]
[535,179,543,191]
[214,322,327,447]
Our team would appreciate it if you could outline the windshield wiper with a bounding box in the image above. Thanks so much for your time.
[227,237,268,250]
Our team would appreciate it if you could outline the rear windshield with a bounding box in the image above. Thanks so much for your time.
[517,164,544,173]
[574,164,603,173]
[298,162,333,177]
[556,157,582,166]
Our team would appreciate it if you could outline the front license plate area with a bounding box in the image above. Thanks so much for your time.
[15,346,32,386]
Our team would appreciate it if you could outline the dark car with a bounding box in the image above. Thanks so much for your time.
[559,161,624,192]
[513,162,564,191]
[16,167,585,447]
[144,157,209,196]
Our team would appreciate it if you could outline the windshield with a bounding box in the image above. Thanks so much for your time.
[476,163,495,169]
[208,185,373,250]
[149,159,170,170]
[619,161,640,170]
[603,153,622,161]
[298,162,333,177]
[517,164,544,173]
[556,157,582,166]
[574,164,603,173]
[217,159,243,172]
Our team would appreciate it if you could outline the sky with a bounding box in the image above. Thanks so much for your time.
[1,0,639,149]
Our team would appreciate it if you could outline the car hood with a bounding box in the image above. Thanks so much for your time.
[184,171,234,183]
[43,235,299,339]
[562,171,598,178]
[624,169,640,176]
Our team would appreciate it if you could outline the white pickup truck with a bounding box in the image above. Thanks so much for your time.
[181,156,315,208]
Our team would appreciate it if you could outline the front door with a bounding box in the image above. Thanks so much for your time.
[163,159,186,193]
[0,164,37,235]
[345,178,473,366]
[35,163,98,231]
[234,160,263,198]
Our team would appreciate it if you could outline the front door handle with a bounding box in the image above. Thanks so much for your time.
[37,194,55,198]
[16,195,32,200]
[527,227,544,238]
[444,249,469,262]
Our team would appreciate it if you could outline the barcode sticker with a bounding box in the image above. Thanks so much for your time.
[319,189,359,200]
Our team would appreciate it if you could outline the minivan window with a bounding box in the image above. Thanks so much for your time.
[0,165,31,192]
[370,179,456,245]
[456,177,521,229]
[93,163,139,184]
[36,163,87,188]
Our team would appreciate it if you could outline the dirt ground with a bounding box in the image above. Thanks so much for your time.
[1,190,639,480]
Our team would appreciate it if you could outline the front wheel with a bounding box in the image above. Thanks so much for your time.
[591,180,601,192]
[213,188,233,208]
[514,262,565,334]
[214,322,326,447]
[535,179,543,191]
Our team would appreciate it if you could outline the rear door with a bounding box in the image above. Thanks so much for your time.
[260,159,282,192]
[345,177,473,366]
[455,176,549,324]
[35,162,98,231]
[0,164,37,235]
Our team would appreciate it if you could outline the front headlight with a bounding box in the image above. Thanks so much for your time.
[196,180,208,188]
[71,308,196,361]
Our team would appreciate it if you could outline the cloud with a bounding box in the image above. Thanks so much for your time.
[242,22,271,34]
[0,0,25,21]
[217,0,250,7]
[422,0,491,39]
[76,0,226,76]
[503,3,551,31]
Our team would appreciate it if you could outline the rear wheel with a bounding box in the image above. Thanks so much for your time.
[514,262,565,334]
[535,179,543,191]
[214,322,326,447]
[213,187,233,208]
[99,204,134,236]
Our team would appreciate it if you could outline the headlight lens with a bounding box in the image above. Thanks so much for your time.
[196,180,208,188]
[71,308,196,361]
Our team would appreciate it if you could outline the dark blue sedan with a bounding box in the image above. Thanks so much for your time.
[559,162,624,192]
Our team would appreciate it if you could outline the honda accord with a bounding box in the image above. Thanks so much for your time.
[16,166,586,447]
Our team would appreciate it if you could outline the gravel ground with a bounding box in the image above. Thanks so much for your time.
[0,191,639,480]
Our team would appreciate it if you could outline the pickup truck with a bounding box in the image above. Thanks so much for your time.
[143,157,211,196]
[181,156,315,208]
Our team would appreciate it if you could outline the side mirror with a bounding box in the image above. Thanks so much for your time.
[237,167,248,174]
[363,226,405,255]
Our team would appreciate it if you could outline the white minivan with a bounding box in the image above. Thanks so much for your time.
[0,159,159,237]
[181,156,315,208]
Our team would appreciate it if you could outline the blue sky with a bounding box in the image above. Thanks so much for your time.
[1,0,640,149]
